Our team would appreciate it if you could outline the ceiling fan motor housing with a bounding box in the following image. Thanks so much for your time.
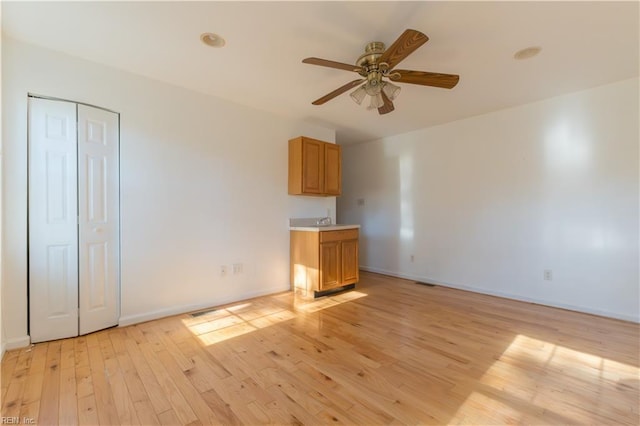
[357,42,390,92]
[356,42,386,70]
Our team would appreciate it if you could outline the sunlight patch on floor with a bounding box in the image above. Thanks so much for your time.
[182,290,367,345]
[225,302,252,312]
[293,290,368,313]
[183,302,294,345]
[451,390,523,424]
[497,335,638,380]
[450,334,640,424]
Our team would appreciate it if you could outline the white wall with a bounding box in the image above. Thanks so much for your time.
[0,30,4,359]
[2,37,336,348]
[338,78,639,322]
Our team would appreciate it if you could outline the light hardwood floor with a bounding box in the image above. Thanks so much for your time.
[2,272,639,425]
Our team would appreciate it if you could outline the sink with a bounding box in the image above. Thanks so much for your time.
[289,218,360,232]
[290,224,360,232]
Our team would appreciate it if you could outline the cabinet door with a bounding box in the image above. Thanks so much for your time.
[324,143,341,195]
[302,138,324,194]
[320,241,341,290]
[341,239,359,284]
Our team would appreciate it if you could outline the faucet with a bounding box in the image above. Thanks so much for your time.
[316,217,332,226]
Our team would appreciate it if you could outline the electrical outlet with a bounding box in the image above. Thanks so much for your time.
[233,263,243,275]
[544,269,552,281]
[410,254,415,263]
[357,198,365,206]
[220,265,228,277]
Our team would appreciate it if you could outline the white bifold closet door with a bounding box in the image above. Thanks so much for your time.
[29,97,120,343]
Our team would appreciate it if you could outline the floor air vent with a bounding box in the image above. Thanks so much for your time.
[415,281,436,287]
[190,309,217,317]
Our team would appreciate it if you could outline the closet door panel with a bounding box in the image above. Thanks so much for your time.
[78,105,120,335]
[28,98,79,343]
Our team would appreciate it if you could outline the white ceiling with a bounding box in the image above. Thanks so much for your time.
[3,1,638,144]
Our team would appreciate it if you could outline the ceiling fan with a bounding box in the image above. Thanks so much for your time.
[302,29,459,115]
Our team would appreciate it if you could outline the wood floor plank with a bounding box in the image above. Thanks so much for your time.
[181,353,223,394]
[87,340,120,425]
[1,364,28,418]
[26,344,46,375]
[199,388,243,425]
[1,271,638,425]
[204,343,253,382]
[37,341,61,425]
[73,337,90,367]
[75,365,94,400]
[106,355,141,425]
[1,349,20,403]
[207,376,265,425]
[60,338,76,369]
[177,337,231,379]
[155,349,221,424]
[139,343,198,424]
[77,394,100,425]
[58,338,78,425]
[16,347,45,423]
[109,329,149,403]
[155,325,196,371]
[132,399,161,425]
[292,364,354,412]
[17,371,43,424]
[58,366,79,425]
[124,337,173,414]
[156,408,181,425]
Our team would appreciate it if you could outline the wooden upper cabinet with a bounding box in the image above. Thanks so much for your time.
[324,143,341,196]
[301,138,323,194]
[289,136,341,196]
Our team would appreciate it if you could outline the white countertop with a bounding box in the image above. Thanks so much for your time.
[290,224,360,232]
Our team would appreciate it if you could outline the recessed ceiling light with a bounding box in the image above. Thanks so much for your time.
[514,46,542,60]
[200,32,225,48]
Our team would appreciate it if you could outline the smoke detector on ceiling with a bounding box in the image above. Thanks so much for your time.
[514,46,542,60]
[200,32,226,48]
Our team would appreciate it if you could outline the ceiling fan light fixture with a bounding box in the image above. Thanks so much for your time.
[367,92,384,110]
[350,84,367,105]
[382,81,401,101]
[364,81,382,96]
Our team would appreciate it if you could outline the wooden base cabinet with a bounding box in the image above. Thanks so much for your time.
[341,239,359,283]
[291,228,359,297]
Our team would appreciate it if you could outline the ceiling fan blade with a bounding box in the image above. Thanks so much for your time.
[377,29,429,70]
[390,70,460,89]
[311,79,365,105]
[378,91,394,115]
[303,57,362,73]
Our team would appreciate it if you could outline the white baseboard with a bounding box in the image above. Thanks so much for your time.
[360,266,640,323]
[3,335,31,352]
[119,285,290,327]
